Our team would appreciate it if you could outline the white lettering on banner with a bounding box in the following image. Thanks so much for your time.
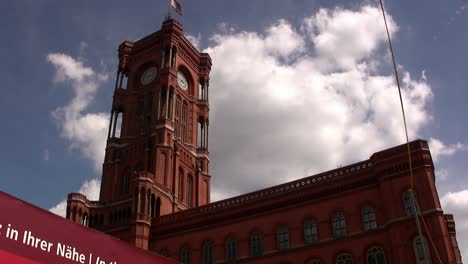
[1,222,120,264]
[56,242,86,263]
[22,231,54,252]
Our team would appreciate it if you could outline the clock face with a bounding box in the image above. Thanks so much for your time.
[140,66,157,85]
[177,71,188,90]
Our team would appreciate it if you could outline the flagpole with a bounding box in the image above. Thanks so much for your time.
[167,0,171,19]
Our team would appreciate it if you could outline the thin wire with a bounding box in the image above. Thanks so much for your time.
[378,0,443,263]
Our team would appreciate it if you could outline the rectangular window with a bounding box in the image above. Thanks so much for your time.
[250,232,263,257]
[226,239,237,261]
[181,247,190,264]
[277,226,289,250]
[304,220,318,244]
[332,212,346,238]
[203,242,213,264]
[362,207,377,231]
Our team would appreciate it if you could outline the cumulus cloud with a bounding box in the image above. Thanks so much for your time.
[441,190,468,261]
[205,4,434,197]
[47,52,109,216]
[47,53,109,171]
[50,178,101,217]
[429,137,466,162]
[186,33,202,50]
[302,5,397,71]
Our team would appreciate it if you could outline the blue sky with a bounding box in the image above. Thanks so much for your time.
[1,0,468,260]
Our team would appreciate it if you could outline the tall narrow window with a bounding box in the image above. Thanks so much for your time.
[403,190,417,216]
[182,103,187,142]
[226,238,237,261]
[197,121,203,147]
[150,194,156,217]
[304,219,318,244]
[168,89,174,120]
[276,226,289,250]
[202,241,213,264]
[332,211,346,238]
[147,95,153,113]
[178,169,183,201]
[198,80,204,100]
[361,206,377,231]
[121,74,128,89]
[181,247,191,264]
[175,97,180,138]
[81,213,88,226]
[250,232,263,257]
[336,253,354,264]
[367,247,386,264]
[413,236,431,264]
[186,176,192,206]
[137,97,144,115]
[114,112,123,138]
[123,174,129,194]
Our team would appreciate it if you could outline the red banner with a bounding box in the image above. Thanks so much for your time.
[0,192,177,264]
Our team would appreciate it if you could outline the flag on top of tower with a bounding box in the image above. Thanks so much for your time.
[171,0,183,15]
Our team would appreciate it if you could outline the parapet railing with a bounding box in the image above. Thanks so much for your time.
[156,160,373,224]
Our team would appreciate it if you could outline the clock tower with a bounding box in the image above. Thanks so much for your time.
[66,19,212,249]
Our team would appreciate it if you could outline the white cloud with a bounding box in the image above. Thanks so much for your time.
[441,190,468,261]
[47,52,109,216]
[302,5,397,71]
[436,169,449,182]
[50,178,101,217]
[429,137,466,162]
[204,4,433,194]
[47,53,109,171]
[186,33,202,50]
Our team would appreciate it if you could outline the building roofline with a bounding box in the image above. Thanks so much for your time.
[154,139,430,226]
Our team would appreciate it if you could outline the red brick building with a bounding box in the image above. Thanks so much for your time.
[66,19,463,264]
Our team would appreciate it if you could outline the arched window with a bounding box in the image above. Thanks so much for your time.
[250,232,263,257]
[202,241,213,264]
[403,190,417,216]
[276,226,289,250]
[225,238,237,261]
[306,259,321,264]
[304,219,318,244]
[361,206,377,231]
[367,247,386,264]
[332,211,347,238]
[413,236,431,263]
[336,253,354,264]
[180,247,191,264]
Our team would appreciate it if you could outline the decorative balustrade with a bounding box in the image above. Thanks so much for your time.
[156,160,373,224]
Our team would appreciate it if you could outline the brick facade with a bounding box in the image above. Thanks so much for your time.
[66,19,463,264]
